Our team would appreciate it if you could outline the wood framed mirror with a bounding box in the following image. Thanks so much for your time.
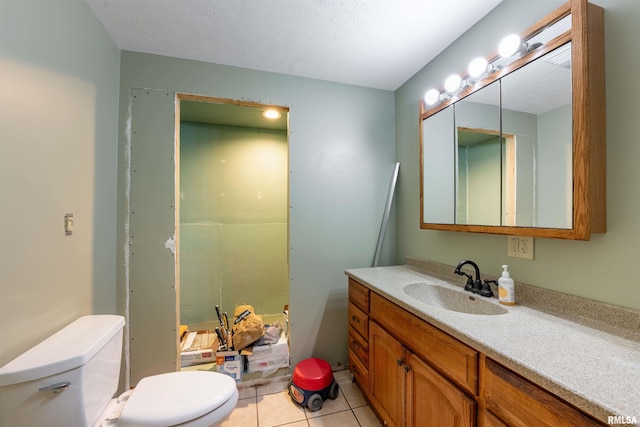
[419,0,605,240]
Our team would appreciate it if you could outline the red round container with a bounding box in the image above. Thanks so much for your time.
[292,358,333,391]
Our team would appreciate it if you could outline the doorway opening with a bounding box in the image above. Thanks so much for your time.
[177,94,290,381]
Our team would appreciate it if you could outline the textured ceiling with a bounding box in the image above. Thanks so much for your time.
[84,0,503,91]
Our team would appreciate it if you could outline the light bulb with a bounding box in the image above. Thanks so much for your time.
[424,89,441,106]
[444,74,463,94]
[498,34,526,58]
[262,109,281,119]
[468,57,491,79]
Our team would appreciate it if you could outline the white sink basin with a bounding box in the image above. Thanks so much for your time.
[403,282,508,316]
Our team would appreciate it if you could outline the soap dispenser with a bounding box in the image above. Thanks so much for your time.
[498,265,516,306]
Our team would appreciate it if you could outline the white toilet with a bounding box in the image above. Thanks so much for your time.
[0,315,238,427]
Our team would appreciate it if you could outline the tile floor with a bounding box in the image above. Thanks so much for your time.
[221,369,382,427]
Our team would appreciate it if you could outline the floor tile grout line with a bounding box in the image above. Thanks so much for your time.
[255,394,259,427]
[352,407,363,427]
[248,379,375,427]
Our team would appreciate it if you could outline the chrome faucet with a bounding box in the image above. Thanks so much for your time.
[454,260,494,297]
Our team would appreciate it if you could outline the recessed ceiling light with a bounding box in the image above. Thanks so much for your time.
[262,109,281,119]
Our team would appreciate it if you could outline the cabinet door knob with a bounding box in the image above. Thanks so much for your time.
[351,315,360,323]
[397,359,404,366]
[404,365,411,373]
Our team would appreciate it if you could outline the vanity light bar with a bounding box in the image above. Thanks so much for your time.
[423,33,542,107]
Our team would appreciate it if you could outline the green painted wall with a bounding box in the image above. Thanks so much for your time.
[538,103,573,228]
[461,137,502,225]
[3,0,637,381]
[179,123,288,325]
[0,0,120,365]
[117,51,396,370]
[503,107,537,227]
[395,0,640,310]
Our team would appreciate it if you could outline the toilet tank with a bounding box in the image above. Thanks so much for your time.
[0,315,125,427]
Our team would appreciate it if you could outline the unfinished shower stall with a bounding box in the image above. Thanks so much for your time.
[179,98,289,330]
[125,90,290,385]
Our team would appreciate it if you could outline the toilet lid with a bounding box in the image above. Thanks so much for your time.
[118,371,236,427]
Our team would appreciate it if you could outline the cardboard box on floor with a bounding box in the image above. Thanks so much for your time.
[216,350,242,381]
[180,330,217,367]
[242,330,289,374]
[180,329,242,381]
[247,354,289,374]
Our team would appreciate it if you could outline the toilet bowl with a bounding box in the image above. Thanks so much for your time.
[97,371,239,427]
[0,315,238,427]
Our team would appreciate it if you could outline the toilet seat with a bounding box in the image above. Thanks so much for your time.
[116,371,237,427]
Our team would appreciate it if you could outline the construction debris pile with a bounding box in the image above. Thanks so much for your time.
[180,304,289,381]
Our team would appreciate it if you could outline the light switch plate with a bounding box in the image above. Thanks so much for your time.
[64,213,74,236]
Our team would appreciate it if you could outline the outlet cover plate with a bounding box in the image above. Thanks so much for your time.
[507,236,534,260]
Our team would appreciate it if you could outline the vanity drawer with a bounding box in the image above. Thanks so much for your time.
[348,302,369,340]
[483,358,607,427]
[370,292,478,395]
[349,278,370,312]
[349,348,369,393]
[348,326,369,367]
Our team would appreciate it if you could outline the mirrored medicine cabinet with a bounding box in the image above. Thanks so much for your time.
[419,0,605,240]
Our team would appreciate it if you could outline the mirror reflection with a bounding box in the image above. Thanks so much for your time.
[501,42,573,228]
[454,82,501,225]
[422,105,455,223]
[421,42,573,229]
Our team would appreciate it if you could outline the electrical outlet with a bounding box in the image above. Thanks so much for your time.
[519,237,534,259]
[508,236,520,257]
[507,236,535,260]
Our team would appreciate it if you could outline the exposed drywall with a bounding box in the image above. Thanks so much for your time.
[395,0,640,310]
[127,89,179,385]
[180,123,288,326]
[116,52,396,370]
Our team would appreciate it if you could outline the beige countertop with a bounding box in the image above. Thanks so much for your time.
[345,259,640,426]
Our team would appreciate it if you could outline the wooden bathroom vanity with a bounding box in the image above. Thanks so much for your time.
[346,266,639,427]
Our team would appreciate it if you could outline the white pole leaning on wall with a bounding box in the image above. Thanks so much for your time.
[373,162,400,267]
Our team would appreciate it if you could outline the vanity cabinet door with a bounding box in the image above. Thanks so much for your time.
[370,292,478,394]
[370,319,476,427]
[406,351,476,427]
[369,321,406,427]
